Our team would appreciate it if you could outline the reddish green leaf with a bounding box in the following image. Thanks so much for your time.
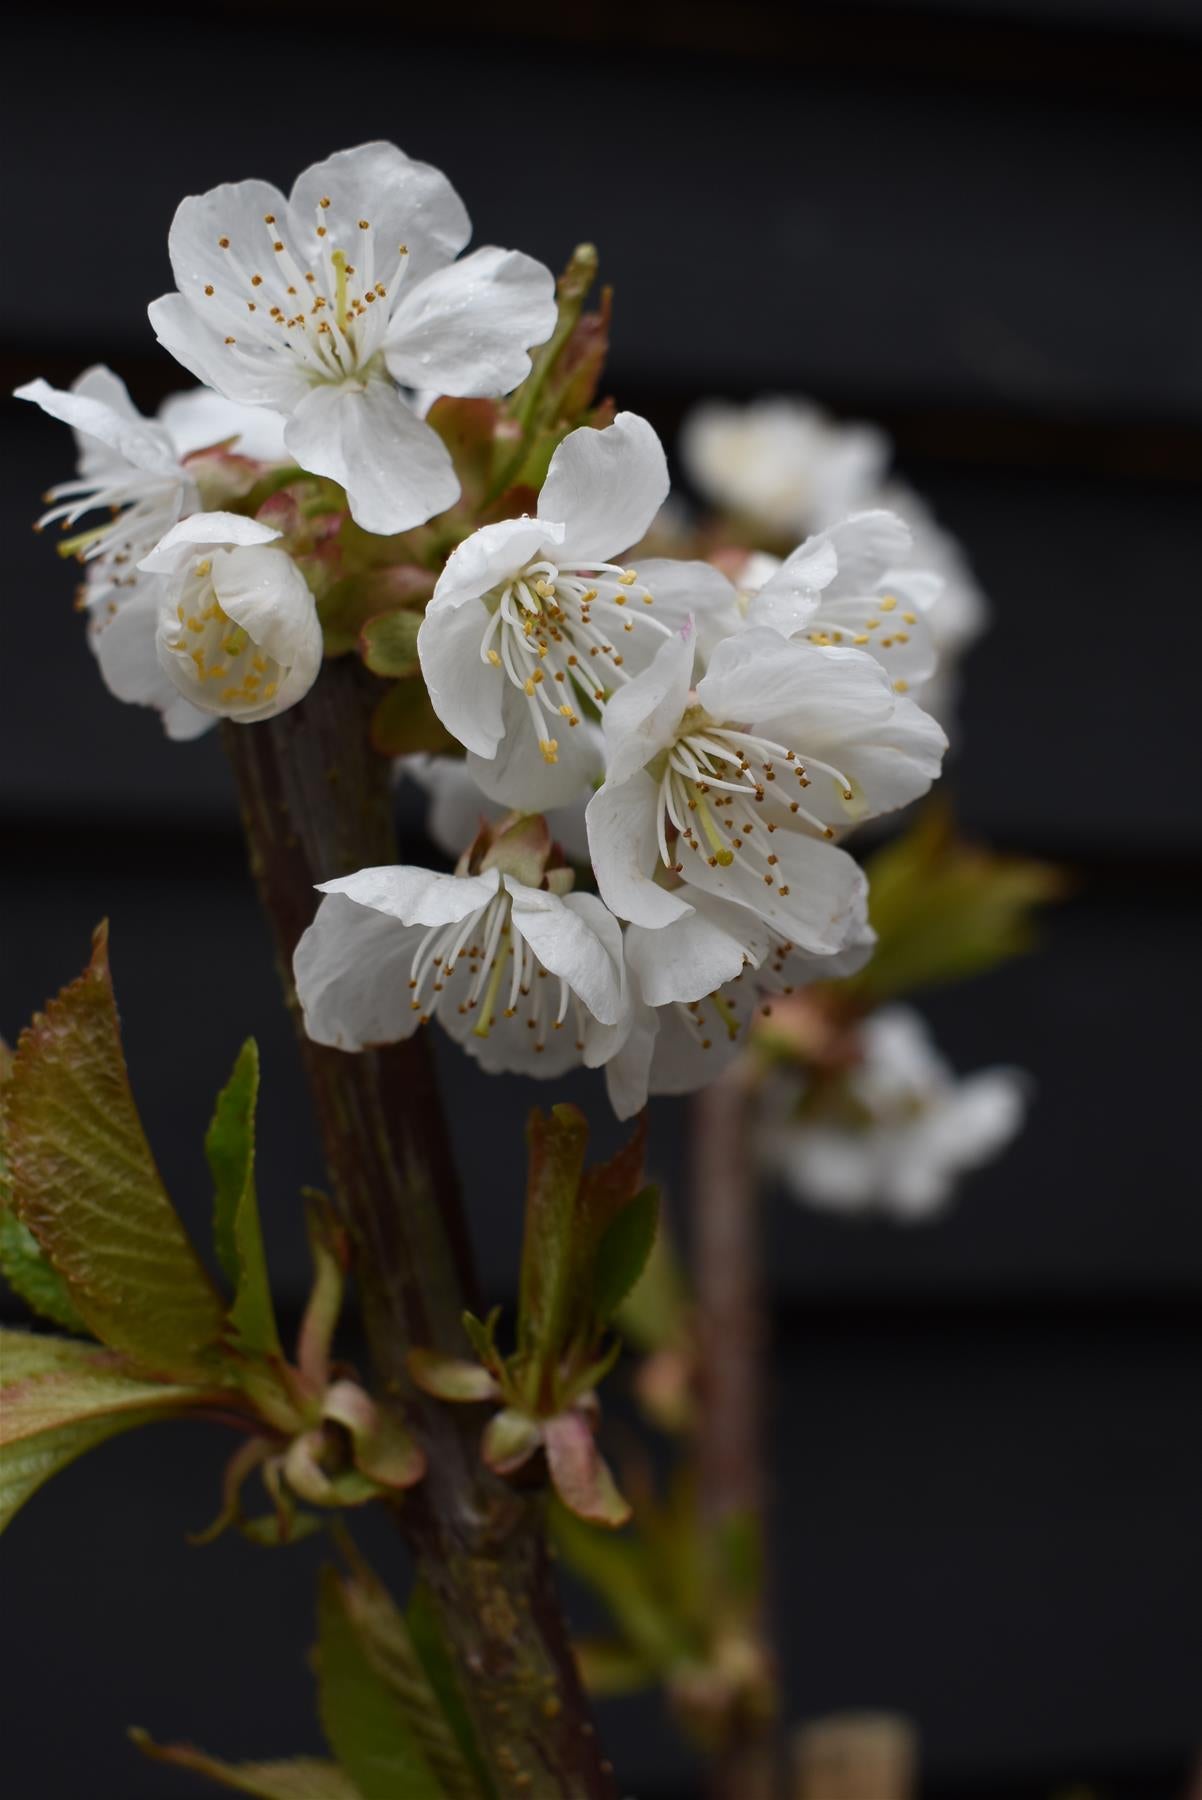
[592,1184,659,1325]
[132,1732,362,1798]
[3,926,225,1377]
[0,1328,207,1532]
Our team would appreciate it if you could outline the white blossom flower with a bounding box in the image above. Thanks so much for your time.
[129,512,322,726]
[16,366,288,628]
[148,142,556,536]
[606,895,875,1120]
[681,396,889,537]
[769,1005,1027,1219]
[400,749,596,865]
[585,621,945,948]
[680,395,990,717]
[418,412,679,808]
[741,511,940,694]
[294,862,627,1079]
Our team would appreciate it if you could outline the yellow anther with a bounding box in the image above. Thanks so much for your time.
[193,558,212,578]
[487,649,501,666]
[618,569,637,586]
[853,632,870,645]
[894,679,909,692]
[879,594,897,612]
[539,738,559,764]
[903,610,917,624]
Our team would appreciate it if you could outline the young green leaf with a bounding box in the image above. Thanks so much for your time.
[207,1040,281,1359]
[0,1328,206,1533]
[359,609,422,680]
[849,803,1065,1004]
[404,1585,496,1800]
[2,926,226,1377]
[592,1185,659,1326]
[0,1048,87,1331]
[0,1210,87,1334]
[316,1567,482,1800]
[370,676,460,757]
[132,1732,363,1798]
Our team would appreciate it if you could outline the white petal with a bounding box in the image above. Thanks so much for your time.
[385,246,557,396]
[633,558,743,663]
[467,685,603,810]
[211,543,320,671]
[159,388,290,462]
[922,1070,1027,1172]
[317,863,499,928]
[139,510,280,572]
[430,515,559,612]
[15,376,179,478]
[539,413,670,566]
[697,630,894,741]
[401,755,502,859]
[148,293,306,409]
[92,589,214,740]
[604,998,658,1121]
[167,176,289,311]
[289,142,470,289]
[416,594,509,761]
[586,773,693,930]
[812,593,937,688]
[643,996,748,1096]
[816,697,947,821]
[624,894,772,1008]
[285,379,460,535]
[294,892,426,1051]
[601,624,695,787]
[507,882,624,1027]
[815,510,913,597]
[682,830,869,957]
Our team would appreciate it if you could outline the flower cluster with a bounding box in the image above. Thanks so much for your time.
[21,138,1040,1212]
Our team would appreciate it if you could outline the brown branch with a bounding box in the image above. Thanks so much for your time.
[691,1064,779,1800]
[223,656,618,1799]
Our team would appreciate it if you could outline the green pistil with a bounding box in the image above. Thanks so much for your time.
[472,936,511,1040]
[693,786,734,866]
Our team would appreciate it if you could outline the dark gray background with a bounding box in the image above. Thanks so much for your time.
[2,3,1200,1795]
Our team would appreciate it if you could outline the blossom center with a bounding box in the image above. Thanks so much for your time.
[407,888,585,1053]
[478,559,669,764]
[653,720,860,897]
[159,555,281,714]
[204,201,399,384]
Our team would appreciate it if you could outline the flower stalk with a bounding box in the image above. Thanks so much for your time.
[222,654,618,1799]
[692,1063,780,1800]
